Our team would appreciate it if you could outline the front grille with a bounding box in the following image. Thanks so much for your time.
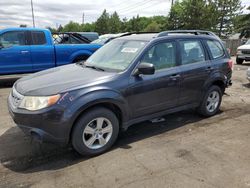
[242,50,250,54]
[10,87,23,108]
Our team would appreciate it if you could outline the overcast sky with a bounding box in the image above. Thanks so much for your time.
[0,0,249,29]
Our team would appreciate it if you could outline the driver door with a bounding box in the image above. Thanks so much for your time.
[127,41,182,118]
[0,30,32,74]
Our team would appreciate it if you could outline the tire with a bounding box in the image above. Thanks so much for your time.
[236,58,244,65]
[197,85,222,117]
[72,107,119,156]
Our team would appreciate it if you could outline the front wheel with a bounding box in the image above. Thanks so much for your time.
[72,107,119,156]
[197,85,222,117]
[236,58,244,65]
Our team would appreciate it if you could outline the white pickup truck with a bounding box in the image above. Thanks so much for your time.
[236,39,250,64]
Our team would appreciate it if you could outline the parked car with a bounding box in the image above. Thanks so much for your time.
[0,28,101,75]
[236,39,250,64]
[77,32,99,42]
[8,30,232,156]
[53,32,91,44]
[247,68,250,82]
[91,33,130,45]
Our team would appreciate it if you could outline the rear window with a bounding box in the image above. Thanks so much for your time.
[31,31,46,45]
[179,40,205,65]
[206,40,224,59]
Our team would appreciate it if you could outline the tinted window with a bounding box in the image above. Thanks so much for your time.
[141,42,176,70]
[0,31,26,47]
[31,31,46,45]
[206,40,224,59]
[180,40,205,65]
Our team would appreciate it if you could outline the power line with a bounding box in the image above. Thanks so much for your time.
[119,1,164,15]
[115,0,153,13]
[119,0,154,15]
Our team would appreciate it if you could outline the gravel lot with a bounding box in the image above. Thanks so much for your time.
[0,57,250,188]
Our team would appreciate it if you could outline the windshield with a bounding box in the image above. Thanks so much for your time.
[86,39,147,71]
[246,40,250,45]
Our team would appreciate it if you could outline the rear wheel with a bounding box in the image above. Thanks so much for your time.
[197,85,222,117]
[72,107,119,156]
[236,58,244,65]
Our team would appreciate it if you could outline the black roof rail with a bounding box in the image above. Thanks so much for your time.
[157,30,217,37]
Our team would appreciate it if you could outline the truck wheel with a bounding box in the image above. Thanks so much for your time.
[72,107,119,156]
[236,58,243,65]
[197,85,222,117]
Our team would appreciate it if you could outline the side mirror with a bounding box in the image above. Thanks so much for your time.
[134,62,155,76]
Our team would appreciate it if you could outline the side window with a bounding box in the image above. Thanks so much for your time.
[141,42,176,70]
[0,31,26,47]
[180,40,205,65]
[31,31,46,45]
[206,40,224,59]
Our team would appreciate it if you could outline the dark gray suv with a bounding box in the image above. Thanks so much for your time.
[8,30,233,156]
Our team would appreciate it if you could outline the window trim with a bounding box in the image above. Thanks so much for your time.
[132,39,179,75]
[30,31,47,45]
[0,31,28,47]
[177,39,208,66]
[205,39,225,60]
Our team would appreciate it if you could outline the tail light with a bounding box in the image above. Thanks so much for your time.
[228,59,233,70]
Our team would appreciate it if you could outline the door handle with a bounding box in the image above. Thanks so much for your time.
[170,74,181,80]
[21,50,29,54]
[206,67,214,71]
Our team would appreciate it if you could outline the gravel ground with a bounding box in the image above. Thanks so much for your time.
[0,57,250,188]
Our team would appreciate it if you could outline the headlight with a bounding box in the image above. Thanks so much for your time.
[19,94,60,111]
[237,49,242,54]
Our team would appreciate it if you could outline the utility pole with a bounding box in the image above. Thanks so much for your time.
[31,0,35,27]
[82,12,85,25]
[171,0,174,7]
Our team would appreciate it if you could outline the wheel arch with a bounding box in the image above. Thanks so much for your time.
[68,101,124,143]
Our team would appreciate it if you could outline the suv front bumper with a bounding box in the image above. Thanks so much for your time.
[8,93,71,144]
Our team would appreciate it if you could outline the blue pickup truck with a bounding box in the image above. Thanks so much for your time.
[0,28,101,75]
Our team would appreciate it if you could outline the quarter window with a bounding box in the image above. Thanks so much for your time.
[206,40,224,59]
[0,31,26,47]
[31,31,46,45]
[141,42,176,70]
[180,40,205,65]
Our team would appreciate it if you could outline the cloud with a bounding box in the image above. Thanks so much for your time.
[0,0,249,29]
[0,0,171,29]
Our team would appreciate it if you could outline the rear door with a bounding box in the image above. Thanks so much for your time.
[178,39,211,105]
[127,40,182,118]
[0,30,32,74]
[29,31,55,71]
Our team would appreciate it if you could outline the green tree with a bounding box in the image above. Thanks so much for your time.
[62,21,82,32]
[214,0,243,37]
[95,9,110,34]
[144,21,161,32]
[236,6,250,38]
[167,0,218,30]
[109,11,121,33]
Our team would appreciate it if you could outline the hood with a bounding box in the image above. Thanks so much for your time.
[238,44,250,50]
[15,64,116,96]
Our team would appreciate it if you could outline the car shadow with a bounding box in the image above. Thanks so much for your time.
[0,78,18,88]
[0,109,227,174]
[243,83,250,88]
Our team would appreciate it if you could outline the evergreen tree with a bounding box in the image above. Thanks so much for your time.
[95,9,110,34]
[109,11,121,33]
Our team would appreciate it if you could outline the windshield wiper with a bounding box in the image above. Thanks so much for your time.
[85,65,105,71]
